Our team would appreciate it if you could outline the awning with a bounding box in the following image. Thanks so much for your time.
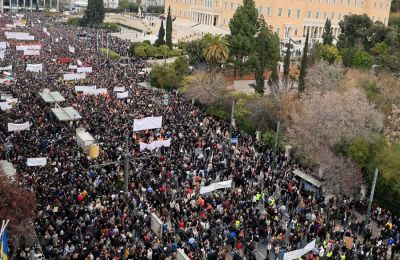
[293,169,322,188]
[39,91,66,103]
[0,160,16,178]
[51,106,82,121]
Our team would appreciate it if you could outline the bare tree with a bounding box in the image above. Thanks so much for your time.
[305,60,345,94]
[0,173,36,247]
[183,71,227,107]
[287,88,383,193]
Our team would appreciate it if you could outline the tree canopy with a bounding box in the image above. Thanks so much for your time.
[82,0,105,26]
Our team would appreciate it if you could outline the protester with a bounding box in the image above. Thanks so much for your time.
[1,13,400,260]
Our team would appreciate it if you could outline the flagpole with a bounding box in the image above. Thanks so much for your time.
[0,219,9,240]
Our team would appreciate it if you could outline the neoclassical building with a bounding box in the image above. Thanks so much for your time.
[164,0,392,42]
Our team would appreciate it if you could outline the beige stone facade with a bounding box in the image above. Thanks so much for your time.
[164,0,392,42]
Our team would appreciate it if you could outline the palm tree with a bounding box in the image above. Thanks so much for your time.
[202,34,229,69]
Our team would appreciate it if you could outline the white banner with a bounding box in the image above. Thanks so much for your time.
[7,121,30,132]
[26,63,43,72]
[113,86,125,92]
[133,116,163,132]
[117,91,129,99]
[75,85,96,92]
[63,73,86,81]
[5,32,34,40]
[68,45,75,53]
[69,65,78,70]
[0,51,5,60]
[23,49,40,56]
[0,42,7,49]
[16,45,41,51]
[26,157,47,167]
[84,88,107,95]
[77,66,92,73]
[283,240,316,260]
[140,139,171,151]
[200,180,233,195]
[0,65,12,71]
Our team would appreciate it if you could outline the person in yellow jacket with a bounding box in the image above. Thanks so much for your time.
[326,250,333,258]
[340,252,346,260]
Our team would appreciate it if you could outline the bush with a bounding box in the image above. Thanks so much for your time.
[352,50,374,70]
[66,17,83,26]
[100,23,120,32]
[317,44,341,64]
[131,42,183,58]
[340,47,358,68]
[146,5,164,13]
[99,48,121,60]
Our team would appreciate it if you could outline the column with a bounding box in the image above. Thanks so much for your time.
[43,0,45,9]
[30,0,32,11]
[56,0,59,11]
[50,0,52,9]
[23,0,25,9]
[17,0,19,11]
[1,0,3,13]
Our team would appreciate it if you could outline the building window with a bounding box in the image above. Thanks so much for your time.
[374,2,376,8]
[258,6,262,16]
[384,17,387,24]
[331,12,334,19]
[348,0,350,6]
[288,9,292,17]
[338,13,341,19]
[327,0,329,3]
[361,1,364,6]
[224,1,226,9]
[237,3,240,8]
[324,12,327,19]
[380,2,382,8]
[295,28,298,35]
[334,0,337,4]
[276,28,280,34]
[266,7,271,16]
[308,11,311,18]
[230,2,233,10]
[278,8,282,16]
[341,0,344,5]
[297,9,301,18]
[355,0,357,6]
[316,11,319,19]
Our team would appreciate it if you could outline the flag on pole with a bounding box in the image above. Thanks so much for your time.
[1,228,8,260]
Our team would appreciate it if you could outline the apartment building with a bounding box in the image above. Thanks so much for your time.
[164,0,392,42]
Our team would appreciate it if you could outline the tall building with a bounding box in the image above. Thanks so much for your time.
[164,0,392,43]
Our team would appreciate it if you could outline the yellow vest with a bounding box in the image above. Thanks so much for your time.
[235,220,240,228]
[340,254,346,260]
[326,251,333,258]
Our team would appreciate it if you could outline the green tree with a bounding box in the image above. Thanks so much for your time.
[322,18,334,45]
[166,6,173,48]
[155,20,165,46]
[228,0,259,76]
[337,14,373,49]
[298,29,310,92]
[317,44,341,64]
[252,19,279,94]
[283,43,291,80]
[202,34,230,68]
[352,50,374,70]
[82,0,105,26]
[118,0,129,12]
[268,61,279,87]
[185,38,207,64]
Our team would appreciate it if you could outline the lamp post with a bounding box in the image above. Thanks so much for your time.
[365,169,379,226]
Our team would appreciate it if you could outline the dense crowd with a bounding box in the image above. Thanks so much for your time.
[1,13,400,260]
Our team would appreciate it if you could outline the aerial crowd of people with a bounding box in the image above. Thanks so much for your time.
[1,12,400,260]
